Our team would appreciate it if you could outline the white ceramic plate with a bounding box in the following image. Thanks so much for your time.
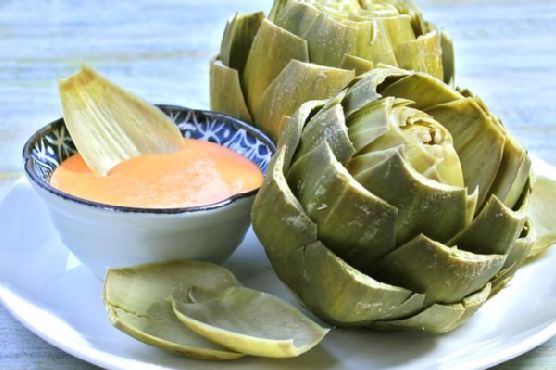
[2,158,556,370]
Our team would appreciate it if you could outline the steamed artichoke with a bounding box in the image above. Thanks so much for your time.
[251,66,556,333]
[211,0,454,141]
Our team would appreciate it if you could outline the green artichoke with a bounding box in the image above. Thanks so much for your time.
[252,65,556,333]
[211,0,454,141]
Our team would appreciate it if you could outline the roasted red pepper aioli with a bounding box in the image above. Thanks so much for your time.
[50,139,263,208]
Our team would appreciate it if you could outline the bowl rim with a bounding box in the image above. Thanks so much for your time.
[22,104,276,215]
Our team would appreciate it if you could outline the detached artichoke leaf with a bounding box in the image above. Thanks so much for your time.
[449,194,526,256]
[372,283,491,333]
[220,12,265,75]
[288,141,398,270]
[371,235,504,305]
[209,59,252,123]
[287,241,425,325]
[528,176,556,257]
[104,261,238,312]
[242,19,309,114]
[172,285,329,358]
[107,304,242,360]
[354,152,472,245]
[104,261,242,360]
[426,98,506,207]
[59,65,183,176]
[253,60,354,140]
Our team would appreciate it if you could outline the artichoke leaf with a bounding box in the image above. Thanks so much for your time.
[371,235,505,305]
[297,103,356,165]
[488,136,531,209]
[346,98,394,153]
[464,93,531,209]
[59,65,183,176]
[287,241,425,325]
[269,0,321,37]
[491,220,536,295]
[365,18,398,66]
[528,176,556,257]
[172,285,329,358]
[103,261,242,359]
[209,58,252,123]
[387,0,426,34]
[342,66,410,117]
[253,60,354,140]
[279,99,326,166]
[440,29,455,85]
[107,304,242,360]
[354,151,472,245]
[426,98,506,208]
[340,53,375,75]
[373,301,464,334]
[396,29,443,81]
[372,283,491,333]
[379,73,461,111]
[104,261,239,312]
[303,14,377,68]
[252,148,318,278]
[288,141,398,270]
[242,19,309,115]
[457,282,493,323]
[381,14,415,49]
[449,194,527,255]
[220,12,265,75]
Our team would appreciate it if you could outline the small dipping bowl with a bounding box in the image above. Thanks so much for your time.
[23,105,275,278]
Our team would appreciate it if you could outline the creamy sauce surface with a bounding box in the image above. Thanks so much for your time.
[50,139,264,208]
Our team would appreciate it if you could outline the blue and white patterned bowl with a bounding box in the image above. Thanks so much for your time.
[22,105,275,278]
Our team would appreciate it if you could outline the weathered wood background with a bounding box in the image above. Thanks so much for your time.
[1,0,555,368]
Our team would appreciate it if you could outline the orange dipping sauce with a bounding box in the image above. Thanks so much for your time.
[50,139,264,208]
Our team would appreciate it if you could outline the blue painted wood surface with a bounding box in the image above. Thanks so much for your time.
[1,0,556,368]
